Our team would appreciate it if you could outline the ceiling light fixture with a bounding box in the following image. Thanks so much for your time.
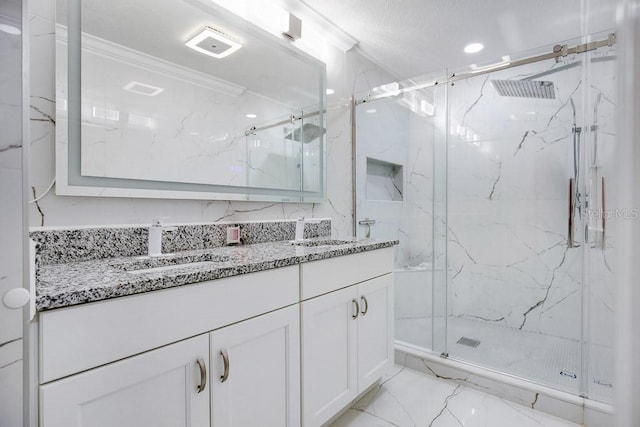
[326,88,335,95]
[185,27,242,59]
[246,113,257,119]
[464,42,484,54]
[123,81,164,97]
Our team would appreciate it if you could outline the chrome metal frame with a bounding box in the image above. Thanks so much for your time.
[355,33,616,106]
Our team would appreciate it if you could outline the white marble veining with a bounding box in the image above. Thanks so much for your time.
[330,366,580,427]
[355,82,438,268]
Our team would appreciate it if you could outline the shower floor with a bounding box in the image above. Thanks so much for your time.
[396,316,613,403]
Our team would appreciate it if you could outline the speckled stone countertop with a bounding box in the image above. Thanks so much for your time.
[36,238,398,311]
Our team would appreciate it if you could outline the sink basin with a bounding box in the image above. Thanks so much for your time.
[110,253,231,273]
[125,261,225,275]
[290,239,355,247]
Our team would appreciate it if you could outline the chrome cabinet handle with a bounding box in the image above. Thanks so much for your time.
[196,357,207,393]
[360,296,368,316]
[220,350,230,383]
[351,299,360,319]
[568,178,575,248]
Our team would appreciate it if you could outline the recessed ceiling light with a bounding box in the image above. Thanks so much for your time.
[185,27,242,59]
[0,23,21,35]
[464,42,484,54]
[366,109,377,114]
[326,88,335,95]
[246,113,257,119]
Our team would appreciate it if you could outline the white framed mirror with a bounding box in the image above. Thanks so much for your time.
[55,0,326,202]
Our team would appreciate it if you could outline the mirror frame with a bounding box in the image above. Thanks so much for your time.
[55,0,326,202]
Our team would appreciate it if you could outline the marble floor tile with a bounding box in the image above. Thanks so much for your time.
[329,366,580,427]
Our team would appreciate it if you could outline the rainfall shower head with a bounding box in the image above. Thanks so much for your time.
[491,79,556,99]
[284,123,325,143]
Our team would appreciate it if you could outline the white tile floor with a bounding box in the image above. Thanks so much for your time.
[329,366,580,427]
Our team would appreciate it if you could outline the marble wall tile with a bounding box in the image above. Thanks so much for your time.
[445,55,615,346]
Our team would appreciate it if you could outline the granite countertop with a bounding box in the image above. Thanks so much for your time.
[36,238,398,311]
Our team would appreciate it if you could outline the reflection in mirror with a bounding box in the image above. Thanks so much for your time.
[55,0,326,201]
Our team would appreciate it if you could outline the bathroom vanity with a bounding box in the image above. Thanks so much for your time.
[30,222,396,427]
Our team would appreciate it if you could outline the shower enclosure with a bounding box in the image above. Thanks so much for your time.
[354,32,616,404]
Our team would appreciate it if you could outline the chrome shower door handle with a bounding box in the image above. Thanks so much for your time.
[196,357,207,393]
[568,178,575,248]
[220,350,230,383]
[351,299,360,319]
[601,176,606,250]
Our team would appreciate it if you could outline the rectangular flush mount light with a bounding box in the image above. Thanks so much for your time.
[123,81,164,97]
[185,27,242,59]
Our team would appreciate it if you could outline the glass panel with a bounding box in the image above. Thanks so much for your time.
[354,76,442,352]
[246,116,304,191]
[584,36,616,404]
[445,48,585,394]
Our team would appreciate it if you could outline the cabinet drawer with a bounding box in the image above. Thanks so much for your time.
[40,266,298,384]
[300,247,393,300]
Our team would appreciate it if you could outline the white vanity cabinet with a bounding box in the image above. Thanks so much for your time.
[37,266,300,427]
[35,247,395,427]
[39,334,210,427]
[209,304,300,427]
[300,249,394,427]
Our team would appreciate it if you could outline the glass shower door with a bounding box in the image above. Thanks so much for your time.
[584,35,616,404]
[354,81,442,351]
[444,47,586,394]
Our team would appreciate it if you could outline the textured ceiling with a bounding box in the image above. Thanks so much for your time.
[300,0,617,80]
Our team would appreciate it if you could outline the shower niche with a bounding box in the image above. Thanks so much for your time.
[366,157,403,201]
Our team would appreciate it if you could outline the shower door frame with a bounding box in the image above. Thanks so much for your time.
[352,31,617,403]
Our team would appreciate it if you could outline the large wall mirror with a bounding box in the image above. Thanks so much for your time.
[55,0,326,202]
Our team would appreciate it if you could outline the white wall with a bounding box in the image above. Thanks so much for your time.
[28,0,396,234]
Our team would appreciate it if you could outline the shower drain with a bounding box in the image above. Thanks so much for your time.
[456,337,481,347]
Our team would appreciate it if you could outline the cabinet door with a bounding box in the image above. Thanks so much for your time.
[301,286,358,427]
[357,273,394,392]
[40,334,209,427]
[210,304,300,427]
